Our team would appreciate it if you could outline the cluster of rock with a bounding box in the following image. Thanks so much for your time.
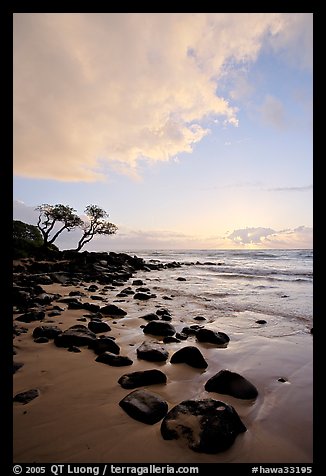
[13,251,258,454]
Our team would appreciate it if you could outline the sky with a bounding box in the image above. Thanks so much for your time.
[13,13,313,251]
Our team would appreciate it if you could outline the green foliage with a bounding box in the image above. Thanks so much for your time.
[13,220,43,258]
[76,204,118,251]
[15,204,118,256]
[35,204,83,247]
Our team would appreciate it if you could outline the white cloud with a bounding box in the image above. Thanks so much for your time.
[261,226,313,249]
[228,227,276,245]
[13,13,312,182]
[267,184,313,192]
[227,226,312,249]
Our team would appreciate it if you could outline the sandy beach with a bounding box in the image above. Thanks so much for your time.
[13,262,313,464]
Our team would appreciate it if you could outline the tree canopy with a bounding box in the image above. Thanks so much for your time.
[32,203,117,251]
[35,204,83,247]
[75,204,118,251]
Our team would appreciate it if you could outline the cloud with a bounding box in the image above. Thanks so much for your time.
[262,226,313,249]
[13,13,312,182]
[259,94,286,129]
[267,184,313,192]
[228,227,276,245]
[268,13,313,71]
[13,200,39,225]
[227,226,312,249]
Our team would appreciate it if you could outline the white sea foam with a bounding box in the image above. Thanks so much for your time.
[125,249,313,335]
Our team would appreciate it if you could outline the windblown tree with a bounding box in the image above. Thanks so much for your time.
[35,204,83,248]
[75,205,118,251]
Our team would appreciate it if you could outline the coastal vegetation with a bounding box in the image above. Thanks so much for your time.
[13,204,117,258]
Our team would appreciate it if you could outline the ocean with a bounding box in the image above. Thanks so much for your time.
[126,249,313,338]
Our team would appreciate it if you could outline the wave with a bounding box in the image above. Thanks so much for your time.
[204,268,313,280]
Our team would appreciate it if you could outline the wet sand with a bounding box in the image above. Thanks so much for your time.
[13,278,313,464]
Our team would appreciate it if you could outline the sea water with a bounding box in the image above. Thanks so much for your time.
[125,249,313,338]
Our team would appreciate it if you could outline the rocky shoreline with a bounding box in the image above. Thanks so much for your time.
[13,250,313,463]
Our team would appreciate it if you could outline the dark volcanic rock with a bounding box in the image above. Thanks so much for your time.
[134,292,155,300]
[68,301,84,309]
[15,311,45,323]
[90,295,106,301]
[67,346,81,353]
[175,332,188,341]
[100,304,127,316]
[34,293,60,305]
[161,399,246,453]
[132,279,144,286]
[194,316,206,321]
[34,336,49,343]
[118,369,167,389]
[143,321,176,337]
[181,326,198,336]
[13,389,40,404]
[156,309,171,317]
[13,324,29,336]
[139,313,159,322]
[96,352,133,367]
[163,336,181,344]
[48,310,62,317]
[170,346,208,369]
[137,341,169,362]
[57,296,83,304]
[88,321,111,334]
[160,314,172,321]
[89,337,120,355]
[54,325,96,347]
[205,370,258,399]
[196,329,230,345]
[119,389,168,424]
[83,302,101,313]
[13,362,24,374]
[32,325,62,339]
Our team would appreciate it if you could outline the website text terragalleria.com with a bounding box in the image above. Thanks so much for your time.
[49,465,199,475]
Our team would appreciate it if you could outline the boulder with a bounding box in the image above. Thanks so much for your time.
[88,321,111,334]
[96,352,133,367]
[15,311,45,323]
[118,369,167,389]
[170,346,208,369]
[196,329,230,345]
[139,313,159,322]
[134,292,154,300]
[119,389,168,424]
[13,389,40,404]
[137,341,169,362]
[34,336,49,343]
[13,362,24,374]
[163,336,181,344]
[205,370,258,399]
[89,337,120,355]
[161,399,246,453]
[32,325,62,339]
[100,304,127,316]
[143,321,176,337]
[54,325,96,348]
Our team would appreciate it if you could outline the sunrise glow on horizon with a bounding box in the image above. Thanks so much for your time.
[13,13,313,251]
